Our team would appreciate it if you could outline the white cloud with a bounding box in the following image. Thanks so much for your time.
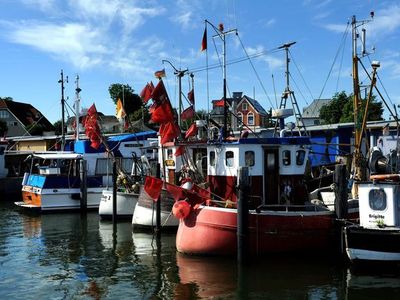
[21,0,56,11]
[323,23,348,33]
[245,45,284,70]
[8,21,107,69]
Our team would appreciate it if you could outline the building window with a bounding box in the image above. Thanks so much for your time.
[242,103,248,110]
[245,151,255,166]
[0,110,9,119]
[248,112,254,125]
[225,151,234,167]
[238,113,243,125]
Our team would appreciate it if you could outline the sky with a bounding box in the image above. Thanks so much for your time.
[0,0,400,124]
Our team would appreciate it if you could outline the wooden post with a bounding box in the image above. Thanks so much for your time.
[334,164,348,219]
[237,166,249,263]
[112,160,118,224]
[79,159,87,211]
[155,163,161,236]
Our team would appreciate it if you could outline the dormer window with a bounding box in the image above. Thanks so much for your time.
[242,103,248,110]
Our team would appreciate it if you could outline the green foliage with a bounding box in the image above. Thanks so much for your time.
[53,120,62,135]
[0,97,13,101]
[25,124,45,135]
[0,120,8,136]
[108,83,142,115]
[319,91,383,124]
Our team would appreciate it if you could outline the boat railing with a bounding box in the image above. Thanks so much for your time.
[256,203,331,212]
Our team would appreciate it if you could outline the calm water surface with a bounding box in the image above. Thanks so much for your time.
[1,200,400,299]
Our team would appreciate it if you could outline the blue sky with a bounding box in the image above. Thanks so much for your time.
[0,0,399,124]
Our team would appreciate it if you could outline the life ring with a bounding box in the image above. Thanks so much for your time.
[370,174,400,181]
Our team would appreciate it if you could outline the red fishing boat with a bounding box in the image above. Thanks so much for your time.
[176,136,340,256]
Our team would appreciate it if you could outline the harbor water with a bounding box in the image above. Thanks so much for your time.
[1,200,400,299]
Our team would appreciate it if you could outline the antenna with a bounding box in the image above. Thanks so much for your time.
[58,70,68,150]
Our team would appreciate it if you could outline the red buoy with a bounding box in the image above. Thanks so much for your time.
[172,200,191,219]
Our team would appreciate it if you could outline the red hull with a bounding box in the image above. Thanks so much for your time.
[176,206,337,256]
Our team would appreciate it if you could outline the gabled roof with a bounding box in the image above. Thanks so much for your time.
[238,95,268,115]
[0,99,54,130]
[302,99,331,118]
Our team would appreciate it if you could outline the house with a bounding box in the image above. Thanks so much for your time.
[209,92,270,131]
[0,99,55,137]
[302,99,331,127]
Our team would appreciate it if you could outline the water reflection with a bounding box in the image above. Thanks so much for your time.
[1,200,400,300]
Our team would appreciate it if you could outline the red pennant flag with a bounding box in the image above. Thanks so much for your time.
[151,80,169,104]
[144,176,163,201]
[185,123,198,139]
[187,88,195,105]
[84,103,101,149]
[140,82,154,104]
[181,105,194,121]
[151,101,174,124]
[201,27,207,52]
[165,182,187,201]
[159,122,180,144]
[174,145,186,157]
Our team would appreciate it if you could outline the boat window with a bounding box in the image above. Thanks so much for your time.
[96,158,113,175]
[245,151,255,166]
[369,189,387,211]
[210,151,216,166]
[296,150,306,165]
[282,150,291,166]
[167,149,173,159]
[226,151,234,167]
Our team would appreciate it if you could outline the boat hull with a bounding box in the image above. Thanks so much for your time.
[99,189,139,219]
[345,225,400,262]
[176,205,336,256]
[132,188,178,229]
[18,186,102,211]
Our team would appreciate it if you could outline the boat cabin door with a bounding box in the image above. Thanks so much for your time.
[263,148,279,205]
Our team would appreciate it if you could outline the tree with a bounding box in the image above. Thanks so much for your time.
[108,84,142,115]
[53,120,62,135]
[320,91,383,124]
[0,97,13,101]
[0,120,8,136]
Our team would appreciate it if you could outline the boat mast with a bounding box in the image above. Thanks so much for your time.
[351,15,373,183]
[162,59,188,128]
[75,75,81,141]
[206,21,236,140]
[58,70,68,150]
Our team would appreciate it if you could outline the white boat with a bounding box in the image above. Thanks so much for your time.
[99,189,139,219]
[0,140,7,178]
[132,187,179,229]
[344,173,400,262]
[16,151,108,211]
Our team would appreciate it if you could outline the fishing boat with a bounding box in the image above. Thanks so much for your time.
[174,20,354,256]
[98,132,158,219]
[344,172,400,262]
[132,138,207,230]
[0,139,8,178]
[176,134,343,256]
[342,15,400,264]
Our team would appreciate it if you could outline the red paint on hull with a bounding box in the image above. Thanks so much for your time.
[176,206,336,256]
